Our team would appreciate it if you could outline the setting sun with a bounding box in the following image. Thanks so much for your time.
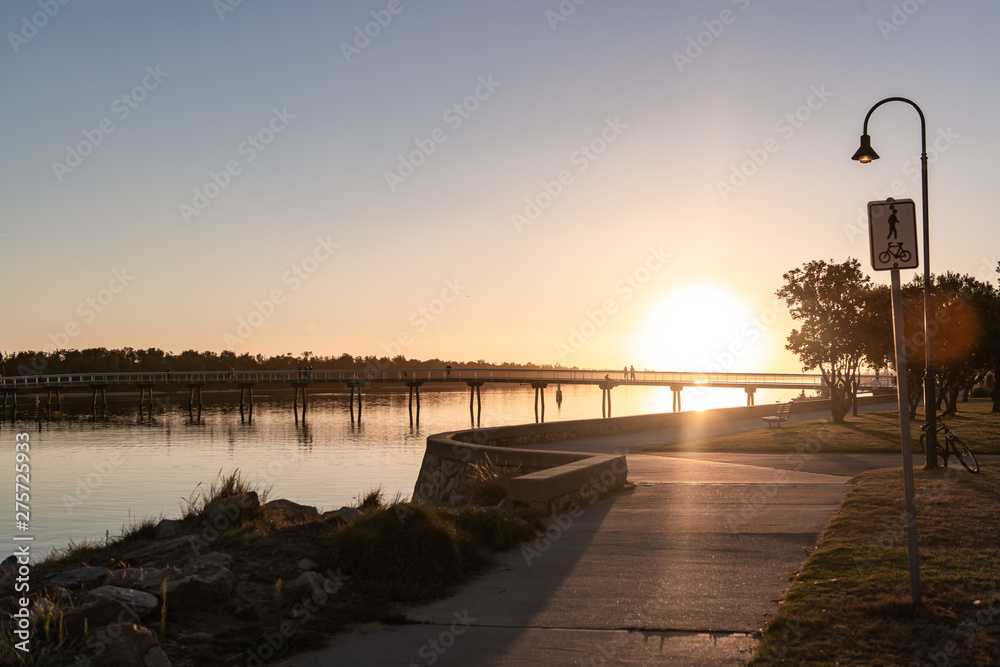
[632,283,765,372]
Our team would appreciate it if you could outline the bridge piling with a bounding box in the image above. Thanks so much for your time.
[238,383,255,412]
[407,381,423,421]
[185,383,204,410]
[531,382,547,423]
[599,382,614,418]
[467,381,483,423]
[90,385,109,411]
[671,386,682,412]
[745,387,756,406]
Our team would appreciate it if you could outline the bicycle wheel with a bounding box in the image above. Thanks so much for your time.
[899,249,912,262]
[878,250,891,263]
[950,436,979,473]
[916,433,926,453]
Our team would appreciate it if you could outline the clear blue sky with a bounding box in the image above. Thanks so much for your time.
[2,0,998,372]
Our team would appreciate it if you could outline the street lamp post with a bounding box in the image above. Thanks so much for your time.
[852,97,937,467]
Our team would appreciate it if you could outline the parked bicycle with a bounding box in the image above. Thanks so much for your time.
[916,411,979,473]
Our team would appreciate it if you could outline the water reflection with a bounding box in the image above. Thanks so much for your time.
[0,384,800,556]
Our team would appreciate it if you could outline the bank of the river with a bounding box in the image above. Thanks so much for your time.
[0,474,544,667]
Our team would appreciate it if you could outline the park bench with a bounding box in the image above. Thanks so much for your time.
[762,402,792,428]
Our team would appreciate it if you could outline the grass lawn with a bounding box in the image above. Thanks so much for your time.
[751,462,1000,665]
[650,398,1000,455]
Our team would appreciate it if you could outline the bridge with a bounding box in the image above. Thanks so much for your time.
[0,368,892,421]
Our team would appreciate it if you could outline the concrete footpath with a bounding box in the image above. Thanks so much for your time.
[276,401,913,666]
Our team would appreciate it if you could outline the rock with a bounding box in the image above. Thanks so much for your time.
[164,567,235,611]
[106,567,183,592]
[283,571,327,599]
[448,494,467,507]
[63,599,138,635]
[153,518,182,539]
[89,622,170,667]
[87,585,159,617]
[1,555,16,571]
[144,646,174,667]
[194,552,232,568]
[124,535,201,561]
[265,498,320,521]
[298,558,318,571]
[48,566,110,589]
[338,506,362,522]
[202,491,259,531]
[0,595,19,615]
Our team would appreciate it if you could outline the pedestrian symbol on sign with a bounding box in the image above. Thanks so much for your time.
[886,204,899,240]
[868,198,918,271]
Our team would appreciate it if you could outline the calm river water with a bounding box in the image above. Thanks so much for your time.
[3,383,798,557]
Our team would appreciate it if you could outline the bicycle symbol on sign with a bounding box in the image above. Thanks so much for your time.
[878,242,911,264]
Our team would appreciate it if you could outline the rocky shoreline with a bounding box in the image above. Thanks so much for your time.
[0,491,362,666]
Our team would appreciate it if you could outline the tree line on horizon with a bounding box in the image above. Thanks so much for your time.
[778,257,1000,422]
[0,347,578,379]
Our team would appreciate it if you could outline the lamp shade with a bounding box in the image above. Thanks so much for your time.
[851,133,879,163]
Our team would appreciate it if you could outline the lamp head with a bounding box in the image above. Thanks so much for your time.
[851,133,879,163]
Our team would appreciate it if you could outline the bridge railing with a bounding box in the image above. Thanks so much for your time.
[0,369,892,389]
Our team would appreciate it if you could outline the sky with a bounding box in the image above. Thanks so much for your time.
[2,0,998,374]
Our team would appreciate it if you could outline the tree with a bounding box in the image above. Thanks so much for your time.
[988,262,1000,413]
[777,258,885,423]
[896,273,999,416]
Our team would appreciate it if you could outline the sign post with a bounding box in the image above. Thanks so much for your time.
[869,197,921,605]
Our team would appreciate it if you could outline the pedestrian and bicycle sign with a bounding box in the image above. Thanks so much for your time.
[868,198,918,271]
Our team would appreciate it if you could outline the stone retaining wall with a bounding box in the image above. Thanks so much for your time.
[412,395,896,511]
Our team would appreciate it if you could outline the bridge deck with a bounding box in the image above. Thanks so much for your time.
[0,369,893,391]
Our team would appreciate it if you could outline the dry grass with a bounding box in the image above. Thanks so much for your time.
[1,472,540,667]
[752,463,1000,665]
[180,468,270,521]
[459,454,524,506]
